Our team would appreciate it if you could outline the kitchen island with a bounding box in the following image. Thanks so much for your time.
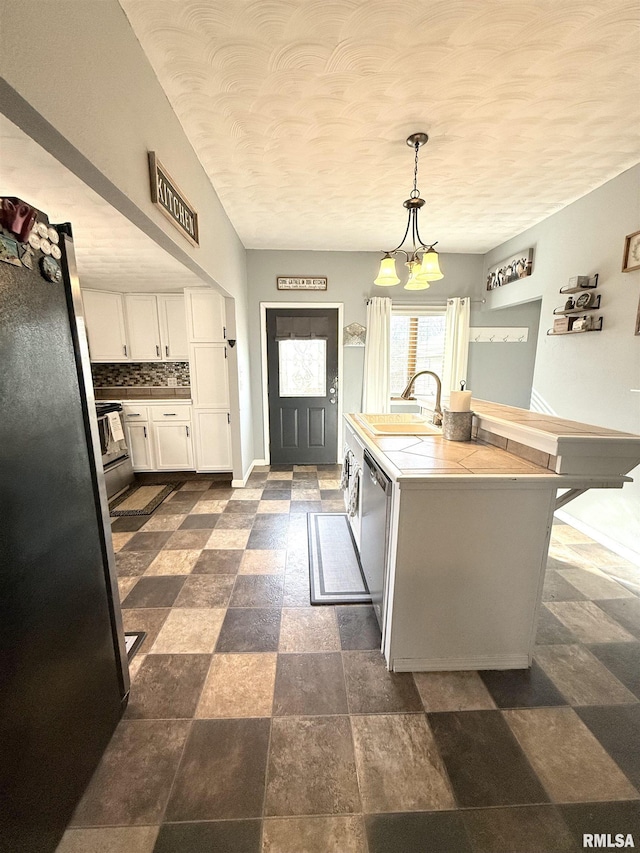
[344,402,640,672]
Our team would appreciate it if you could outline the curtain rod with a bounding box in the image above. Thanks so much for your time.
[365,297,486,305]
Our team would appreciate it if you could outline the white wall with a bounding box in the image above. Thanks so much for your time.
[0,0,254,478]
[467,300,542,409]
[484,165,640,557]
[247,249,496,459]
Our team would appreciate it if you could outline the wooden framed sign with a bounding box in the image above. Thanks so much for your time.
[148,152,199,247]
[277,276,327,291]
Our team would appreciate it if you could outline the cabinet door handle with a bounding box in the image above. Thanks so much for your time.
[156,345,160,357]
[163,413,177,416]
[143,426,147,438]
[186,426,190,437]
[123,345,127,357]
[165,345,169,357]
[227,413,231,424]
[127,413,141,417]
[223,326,226,339]
[224,346,227,359]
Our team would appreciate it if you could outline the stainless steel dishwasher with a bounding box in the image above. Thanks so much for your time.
[360,450,393,629]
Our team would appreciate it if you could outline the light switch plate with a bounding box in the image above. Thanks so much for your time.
[167,377,178,387]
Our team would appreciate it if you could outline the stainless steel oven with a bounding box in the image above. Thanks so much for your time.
[96,403,135,499]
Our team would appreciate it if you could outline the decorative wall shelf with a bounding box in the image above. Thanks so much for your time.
[553,294,601,315]
[547,318,603,336]
[559,273,599,294]
[550,273,602,336]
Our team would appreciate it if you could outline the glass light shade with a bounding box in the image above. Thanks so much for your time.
[404,261,430,290]
[374,255,400,286]
[417,248,443,281]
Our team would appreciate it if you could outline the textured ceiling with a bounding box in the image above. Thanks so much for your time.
[0,116,201,291]
[120,0,640,254]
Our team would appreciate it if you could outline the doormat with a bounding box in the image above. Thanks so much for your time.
[109,483,177,516]
[124,631,145,661]
[308,513,371,605]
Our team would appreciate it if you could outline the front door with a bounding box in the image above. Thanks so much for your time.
[266,307,338,464]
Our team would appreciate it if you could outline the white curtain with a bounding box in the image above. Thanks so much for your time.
[442,297,471,394]
[362,296,392,413]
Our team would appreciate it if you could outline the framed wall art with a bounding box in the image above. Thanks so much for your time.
[277,276,327,291]
[622,230,640,273]
[486,248,534,291]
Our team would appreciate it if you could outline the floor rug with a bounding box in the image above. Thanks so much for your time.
[308,512,371,605]
[124,631,146,661]
[109,483,176,516]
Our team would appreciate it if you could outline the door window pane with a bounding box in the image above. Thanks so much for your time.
[278,339,326,397]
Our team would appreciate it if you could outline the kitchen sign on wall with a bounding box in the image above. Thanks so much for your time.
[148,152,199,247]
[277,276,327,291]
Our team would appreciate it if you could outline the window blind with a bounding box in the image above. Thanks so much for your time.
[390,308,447,397]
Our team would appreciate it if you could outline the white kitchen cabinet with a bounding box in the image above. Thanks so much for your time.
[125,294,162,361]
[190,343,229,408]
[193,410,232,471]
[153,422,194,470]
[157,295,189,360]
[83,290,188,364]
[185,289,226,342]
[82,290,128,362]
[126,422,154,471]
[123,401,195,471]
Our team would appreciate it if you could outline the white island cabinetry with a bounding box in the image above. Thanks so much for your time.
[345,404,640,673]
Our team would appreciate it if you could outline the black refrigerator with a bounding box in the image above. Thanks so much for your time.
[0,198,129,852]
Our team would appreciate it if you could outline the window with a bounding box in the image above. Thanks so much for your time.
[390,308,446,397]
[278,339,326,397]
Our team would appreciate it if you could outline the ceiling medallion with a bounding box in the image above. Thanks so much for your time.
[374,133,443,290]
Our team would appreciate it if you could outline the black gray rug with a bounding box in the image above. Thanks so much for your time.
[307,512,371,605]
[110,483,176,516]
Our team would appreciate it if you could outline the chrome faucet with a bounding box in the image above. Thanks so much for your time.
[400,370,443,426]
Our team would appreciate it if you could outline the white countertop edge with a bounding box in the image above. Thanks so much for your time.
[413,396,640,455]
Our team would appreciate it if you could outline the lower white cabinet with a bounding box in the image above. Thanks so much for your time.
[123,402,194,472]
[193,410,232,471]
[127,423,154,471]
[153,422,194,470]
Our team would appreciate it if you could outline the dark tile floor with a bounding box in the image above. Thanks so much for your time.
[56,465,640,852]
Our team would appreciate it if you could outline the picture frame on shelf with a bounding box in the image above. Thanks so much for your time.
[622,229,640,273]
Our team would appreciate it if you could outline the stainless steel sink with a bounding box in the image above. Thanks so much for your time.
[355,413,441,436]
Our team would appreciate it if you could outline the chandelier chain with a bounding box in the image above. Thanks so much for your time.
[410,143,420,199]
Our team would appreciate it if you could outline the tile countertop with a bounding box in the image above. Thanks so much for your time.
[345,413,635,491]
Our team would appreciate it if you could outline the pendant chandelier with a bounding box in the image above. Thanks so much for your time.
[374,133,443,290]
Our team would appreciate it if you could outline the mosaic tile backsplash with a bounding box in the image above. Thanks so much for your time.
[91,362,190,387]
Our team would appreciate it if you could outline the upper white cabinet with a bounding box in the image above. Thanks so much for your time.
[125,294,188,362]
[191,344,229,408]
[125,294,162,361]
[185,289,226,342]
[82,290,128,362]
[157,295,189,360]
[83,290,188,363]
